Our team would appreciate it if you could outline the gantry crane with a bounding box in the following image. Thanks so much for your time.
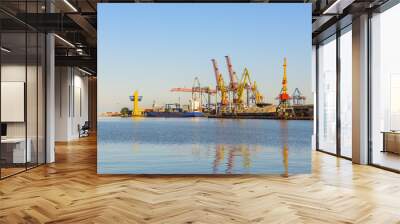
[292,88,306,105]
[170,77,216,112]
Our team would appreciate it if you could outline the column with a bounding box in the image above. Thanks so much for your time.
[352,14,369,164]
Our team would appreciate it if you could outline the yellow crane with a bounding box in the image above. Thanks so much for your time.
[129,90,142,117]
[251,81,264,105]
[236,68,264,110]
[236,68,252,109]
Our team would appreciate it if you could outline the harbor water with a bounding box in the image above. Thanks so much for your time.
[98,117,312,174]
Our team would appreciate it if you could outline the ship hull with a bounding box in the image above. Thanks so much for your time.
[145,111,204,117]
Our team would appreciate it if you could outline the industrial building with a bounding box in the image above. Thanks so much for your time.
[0,0,400,223]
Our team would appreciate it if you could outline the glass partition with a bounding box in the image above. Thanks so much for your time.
[371,3,400,171]
[1,31,28,177]
[339,27,352,158]
[317,35,337,154]
[0,2,46,179]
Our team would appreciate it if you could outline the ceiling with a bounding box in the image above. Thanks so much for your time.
[0,0,392,75]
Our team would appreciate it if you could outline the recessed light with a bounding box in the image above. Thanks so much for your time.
[78,67,93,76]
[63,0,78,12]
[54,34,75,48]
[1,47,11,53]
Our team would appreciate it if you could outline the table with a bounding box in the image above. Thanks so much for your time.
[382,131,400,154]
[1,138,31,163]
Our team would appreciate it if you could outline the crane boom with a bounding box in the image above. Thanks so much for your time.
[170,88,216,94]
[237,68,251,106]
[211,59,221,85]
[225,56,238,90]
[211,59,228,111]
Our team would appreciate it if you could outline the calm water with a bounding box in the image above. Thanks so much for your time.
[98,117,312,174]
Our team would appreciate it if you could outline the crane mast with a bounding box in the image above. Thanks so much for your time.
[276,57,294,118]
[281,57,289,101]
[211,59,228,113]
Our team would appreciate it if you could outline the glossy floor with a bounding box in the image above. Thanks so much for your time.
[0,135,400,223]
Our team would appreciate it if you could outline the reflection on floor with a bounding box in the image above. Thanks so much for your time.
[373,151,400,171]
[0,167,25,178]
[0,135,400,223]
[0,162,42,178]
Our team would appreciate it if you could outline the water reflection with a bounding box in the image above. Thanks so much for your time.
[98,118,311,174]
[127,121,291,174]
[280,121,289,177]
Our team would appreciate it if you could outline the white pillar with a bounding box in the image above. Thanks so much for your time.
[45,0,56,163]
[46,33,55,163]
[352,14,369,164]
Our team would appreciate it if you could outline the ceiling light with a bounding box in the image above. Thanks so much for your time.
[63,0,78,12]
[323,0,355,15]
[78,67,93,76]
[54,34,75,48]
[1,47,11,53]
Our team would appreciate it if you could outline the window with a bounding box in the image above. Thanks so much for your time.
[339,27,352,158]
[370,3,400,171]
[317,35,337,154]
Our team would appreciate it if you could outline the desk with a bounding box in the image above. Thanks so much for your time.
[382,131,400,154]
[1,138,31,163]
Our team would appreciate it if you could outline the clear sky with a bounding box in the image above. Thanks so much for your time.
[98,3,312,113]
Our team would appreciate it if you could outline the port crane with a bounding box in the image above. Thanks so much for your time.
[225,56,239,110]
[129,90,143,116]
[212,59,229,114]
[292,88,306,105]
[170,77,216,112]
[236,68,265,110]
[276,57,294,118]
[236,68,252,110]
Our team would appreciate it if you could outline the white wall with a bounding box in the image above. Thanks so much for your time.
[312,45,317,150]
[55,67,89,141]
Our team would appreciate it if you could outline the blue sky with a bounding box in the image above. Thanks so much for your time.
[98,3,311,112]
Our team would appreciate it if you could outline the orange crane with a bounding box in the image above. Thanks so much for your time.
[225,56,245,111]
[279,57,290,101]
[225,56,238,90]
[276,57,294,118]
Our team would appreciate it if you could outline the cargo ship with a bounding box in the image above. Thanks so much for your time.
[145,103,204,118]
[146,111,204,117]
